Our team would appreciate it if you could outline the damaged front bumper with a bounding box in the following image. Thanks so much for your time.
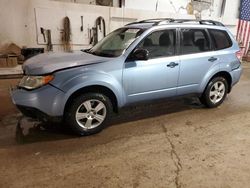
[10,84,65,122]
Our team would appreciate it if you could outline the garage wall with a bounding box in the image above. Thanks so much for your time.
[0,0,240,52]
[125,0,240,33]
[125,0,187,13]
[0,0,30,50]
[125,0,240,18]
[0,0,112,51]
[53,0,119,6]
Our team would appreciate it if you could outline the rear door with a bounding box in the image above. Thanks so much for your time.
[178,28,218,95]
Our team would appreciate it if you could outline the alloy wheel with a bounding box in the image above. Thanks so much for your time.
[75,99,107,129]
[209,81,226,104]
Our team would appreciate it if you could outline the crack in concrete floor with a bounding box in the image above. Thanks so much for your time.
[161,124,182,188]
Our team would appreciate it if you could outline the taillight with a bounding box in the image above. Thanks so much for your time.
[236,50,242,62]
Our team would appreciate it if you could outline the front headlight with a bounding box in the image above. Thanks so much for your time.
[19,75,54,90]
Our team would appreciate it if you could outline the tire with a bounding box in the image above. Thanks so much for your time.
[65,93,113,135]
[200,77,228,108]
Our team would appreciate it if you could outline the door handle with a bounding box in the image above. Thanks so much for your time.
[167,62,179,68]
[208,57,218,62]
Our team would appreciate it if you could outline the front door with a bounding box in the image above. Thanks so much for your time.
[123,29,180,104]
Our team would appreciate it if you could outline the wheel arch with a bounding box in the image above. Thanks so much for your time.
[202,71,232,94]
[210,71,232,93]
[64,85,119,116]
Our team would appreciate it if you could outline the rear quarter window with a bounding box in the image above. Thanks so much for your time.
[208,29,232,50]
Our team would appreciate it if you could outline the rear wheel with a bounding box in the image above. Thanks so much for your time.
[65,93,112,135]
[200,77,228,108]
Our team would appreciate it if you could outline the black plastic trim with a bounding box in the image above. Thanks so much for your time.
[16,105,62,123]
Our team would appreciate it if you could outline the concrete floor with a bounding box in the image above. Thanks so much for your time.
[0,63,250,188]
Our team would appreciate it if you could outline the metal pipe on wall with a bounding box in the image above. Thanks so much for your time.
[220,0,227,17]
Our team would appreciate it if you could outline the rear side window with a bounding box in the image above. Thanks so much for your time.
[181,29,210,55]
[208,29,232,50]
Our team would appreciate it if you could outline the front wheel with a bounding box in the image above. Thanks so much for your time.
[200,77,228,108]
[65,93,113,135]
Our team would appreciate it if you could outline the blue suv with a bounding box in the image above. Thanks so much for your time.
[11,19,243,135]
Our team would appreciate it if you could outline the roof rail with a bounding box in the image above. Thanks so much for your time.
[125,18,174,26]
[199,20,224,26]
[168,19,224,26]
[126,18,224,27]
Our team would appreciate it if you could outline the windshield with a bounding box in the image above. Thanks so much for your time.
[87,28,145,57]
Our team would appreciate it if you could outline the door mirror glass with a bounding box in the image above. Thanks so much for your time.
[132,48,149,61]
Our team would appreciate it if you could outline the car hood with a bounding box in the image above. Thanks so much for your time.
[23,51,111,75]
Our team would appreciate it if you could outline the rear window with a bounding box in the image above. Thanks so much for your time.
[181,29,211,55]
[208,29,232,50]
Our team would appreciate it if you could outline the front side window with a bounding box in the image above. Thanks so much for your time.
[208,29,232,50]
[137,29,176,59]
[181,29,210,55]
[88,28,144,57]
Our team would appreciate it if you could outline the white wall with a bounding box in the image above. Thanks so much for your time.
[0,0,30,49]
[0,0,240,52]
[125,0,188,14]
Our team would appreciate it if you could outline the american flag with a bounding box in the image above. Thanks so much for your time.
[236,0,250,56]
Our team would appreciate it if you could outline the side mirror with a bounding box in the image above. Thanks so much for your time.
[132,48,149,61]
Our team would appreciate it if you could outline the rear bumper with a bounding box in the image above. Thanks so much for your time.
[11,84,65,121]
[230,66,243,87]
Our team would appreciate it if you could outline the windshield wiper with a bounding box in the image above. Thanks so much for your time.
[97,52,116,57]
[81,49,100,56]
[82,49,116,57]
[81,49,91,53]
